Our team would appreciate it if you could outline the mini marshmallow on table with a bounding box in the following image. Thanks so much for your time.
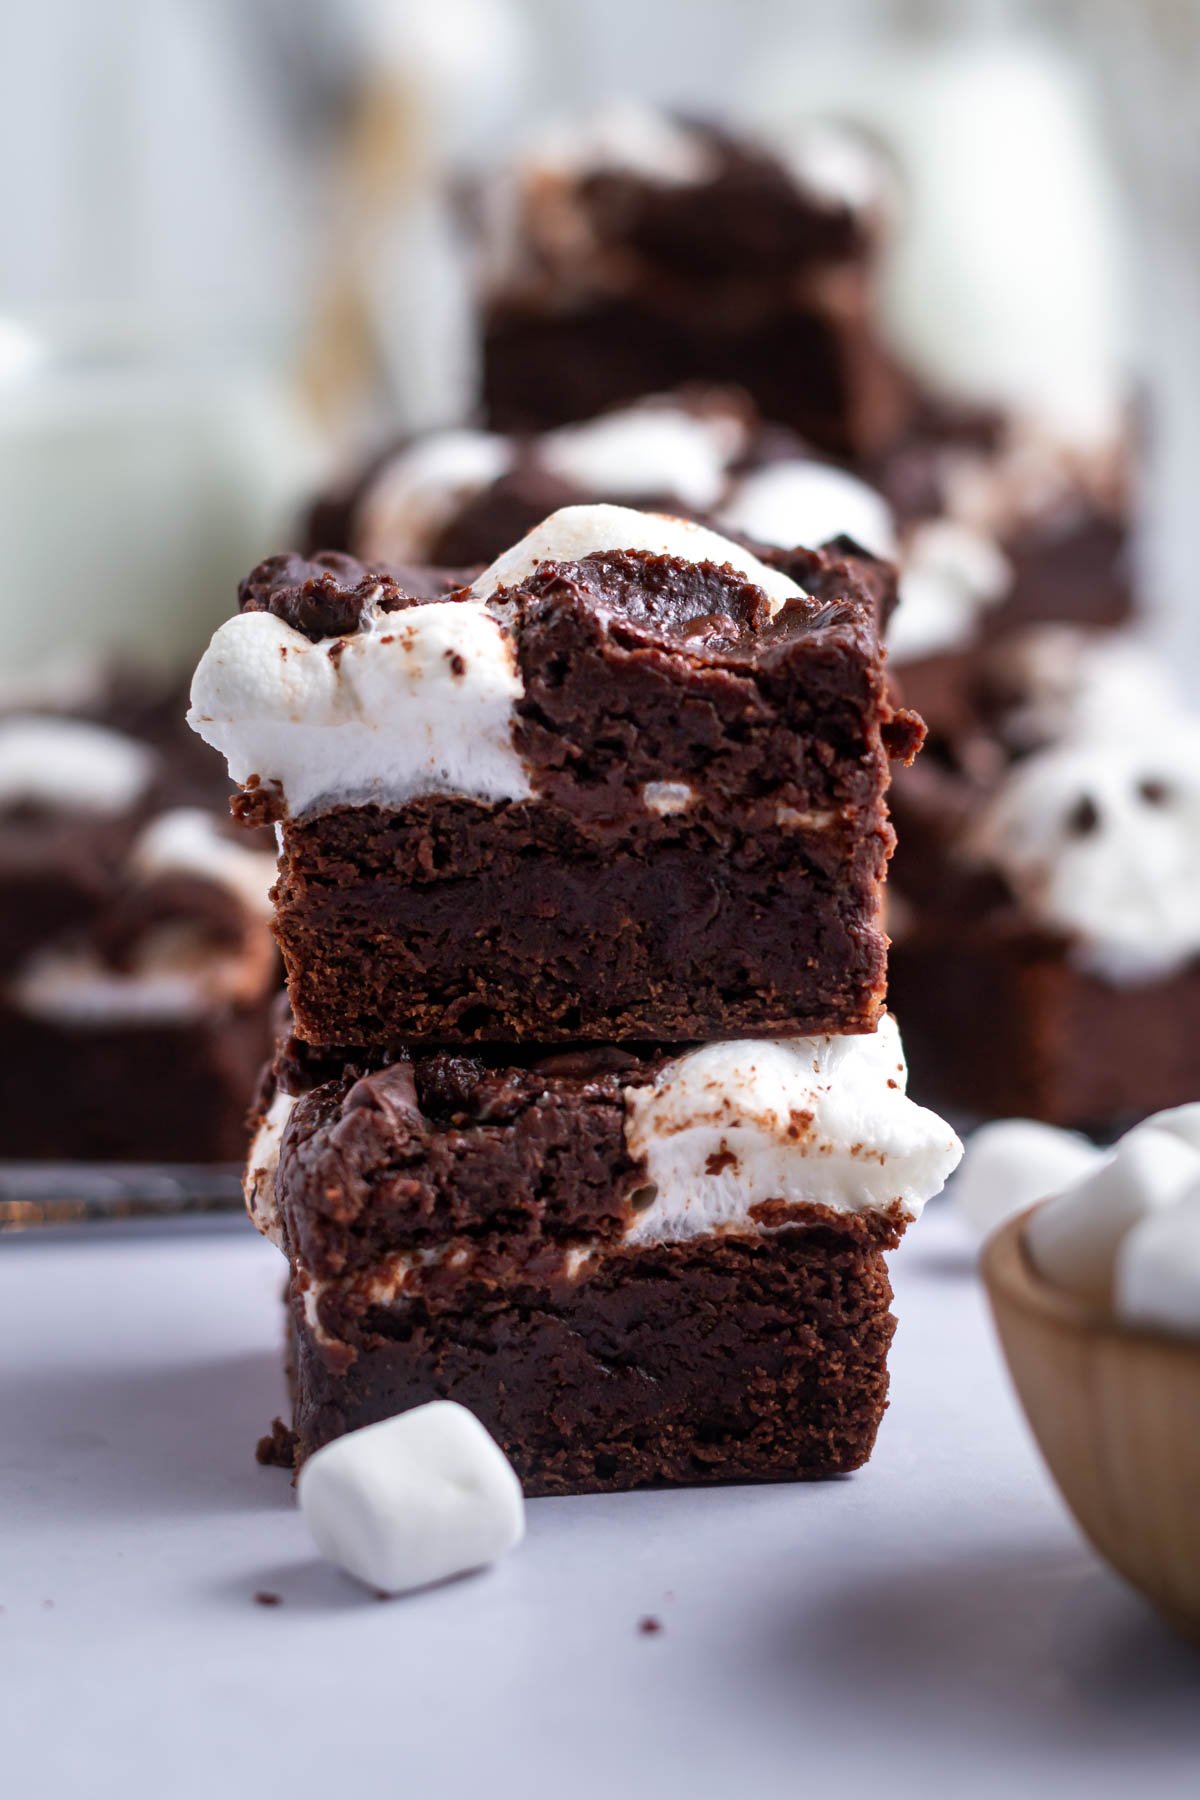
[298,1401,525,1596]
[1023,1104,1200,1334]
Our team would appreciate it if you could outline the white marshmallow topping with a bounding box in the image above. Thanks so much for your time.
[622,1014,962,1246]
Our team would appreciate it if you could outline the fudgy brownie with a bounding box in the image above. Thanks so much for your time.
[190,507,922,1046]
[887,627,1200,1128]
[246,1013,961,1493]
[0,701,279,1161]
[474,106,911,460]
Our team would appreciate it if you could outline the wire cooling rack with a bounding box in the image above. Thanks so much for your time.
[0,1162,245,1233]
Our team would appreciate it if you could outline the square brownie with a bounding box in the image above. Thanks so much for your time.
[474,108,911,460]
[247,1013,961,1493]
[887,627,1200,1129]
[189,506,921,1046]
[0,701,279,1161]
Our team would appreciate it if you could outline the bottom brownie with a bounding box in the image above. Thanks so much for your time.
[289,1223,897,1496]
[251,1013,960,1494]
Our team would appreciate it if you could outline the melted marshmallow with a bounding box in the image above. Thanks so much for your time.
[540,403,747,513]
[243,1087,296,1245]
[357,429,514,562]
[622,1015,961,1246]
[188,595,530,818]
[718,459,896,558]
[130,807,277,917]
[983,627,1183,755]
[780,120,887,214]
[0,715,155,814]
[518,102,717,188]
[8,930,268,1027]
[470,503,804,612]
[887,520,1011,662]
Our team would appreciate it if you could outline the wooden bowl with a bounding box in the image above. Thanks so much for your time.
[982,1206,1200,1644]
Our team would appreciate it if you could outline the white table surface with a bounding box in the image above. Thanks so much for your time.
[2,1204,1197,1800]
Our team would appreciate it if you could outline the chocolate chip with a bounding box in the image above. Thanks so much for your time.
[1066,794,1100,836]
[1138,777,1171,807]
[629,1183,658,1212]
[253,1591,283,1607]
[638,1615,663,1635]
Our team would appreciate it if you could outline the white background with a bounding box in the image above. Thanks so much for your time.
[2,1205,1197,1799]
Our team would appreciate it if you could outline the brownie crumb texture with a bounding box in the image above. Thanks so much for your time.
[255,1417,297,1469]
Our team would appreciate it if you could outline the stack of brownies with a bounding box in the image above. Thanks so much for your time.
[189,502,961,1494]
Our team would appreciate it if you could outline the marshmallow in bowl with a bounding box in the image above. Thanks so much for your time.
[622,1014,962,1245]
[1025,1127,1200,1305]
[0,715,156,814]
[1125,1103,1200,1157]
[298,1401,525,1595]
[1115,1194,1200,1338]
[718,460,896,561]
[952,1118,1103,1241]
[469,503,806,612]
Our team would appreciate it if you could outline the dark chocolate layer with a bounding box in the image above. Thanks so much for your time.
[273,1042,652,1279]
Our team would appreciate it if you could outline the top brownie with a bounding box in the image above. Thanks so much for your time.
[190,506,921,1046]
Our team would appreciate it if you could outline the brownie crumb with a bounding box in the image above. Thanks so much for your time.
[638,1616,663,1636]
[254,1591,283,1607]
[256,1418,297,1469]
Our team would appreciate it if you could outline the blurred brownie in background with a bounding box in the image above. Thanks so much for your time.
[306,386,900,583]
[0,689,278,1161]
[306,381,1131,745]
[473,105,911,461]
[873,396,1135,736]
[886,627,1200,1129]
